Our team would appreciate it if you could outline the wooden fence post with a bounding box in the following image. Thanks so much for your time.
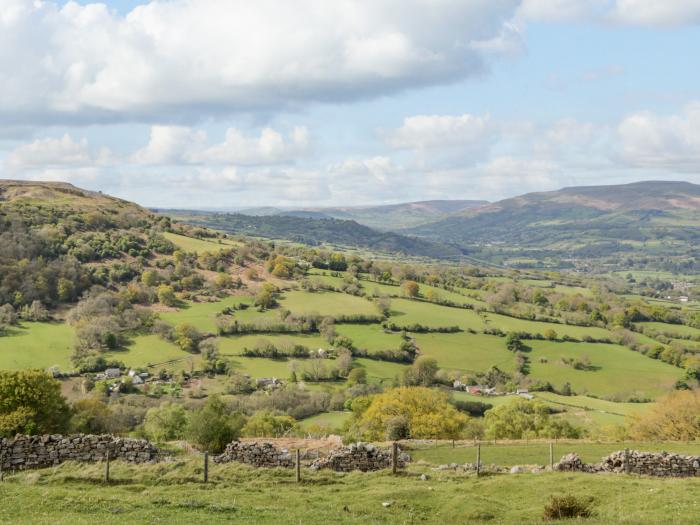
[204,451,209,483]
[392,442,398,475]
[104,450,110,483]
[549,443,554,470]
[295,449,301,483]
[476,444,481,477]
[624,448,630,475]
[452,439,455,449]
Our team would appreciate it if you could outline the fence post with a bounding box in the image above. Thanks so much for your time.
[392,442,398,475]
[452,439,455,449]
[295,449,301,483]
[549,443,554,470]
[624,448,630,475]
[204,451,209,483]
[104,450,110,483]
[476,444,481,477]
[1,459,5,482]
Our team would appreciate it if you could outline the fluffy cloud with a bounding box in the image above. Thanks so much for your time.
[131,125,310,166]
[0,0,520,125]
[618,102,700,171]
[4,134,112,170]
[387,113,495,150]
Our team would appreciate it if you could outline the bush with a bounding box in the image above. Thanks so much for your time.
[185,396,246,453]
[144,402,189,442]
[542,494,594,521]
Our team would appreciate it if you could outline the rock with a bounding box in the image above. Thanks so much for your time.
[213,441,293,468]
[382,501,393,508]
[510,466,523,474]
[309,443,406,472]
[420,474,428,481]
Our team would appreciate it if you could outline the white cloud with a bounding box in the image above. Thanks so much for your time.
[518,0,609,23]
[131,125,310,166]
[5,134,112,170]
[0,0,520,125]
[387,113,494,150]
[618,102,700,171]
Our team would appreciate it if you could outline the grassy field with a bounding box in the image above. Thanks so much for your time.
[279,290,377,317]
[354,357,407,385]
[638,322,700,338]
[409,441,700,466]
[217,334,328,356]
[163,232,239,253]
[298,411,352,431]
[527,340,680,399]
[0,322,74,371]
[335,324,403,353]
[2,459,700,524]
[111,335,196,372]
[483,313,612,340]
[413,332,516,373]
[159,296,278,333]
[388,298,485,330]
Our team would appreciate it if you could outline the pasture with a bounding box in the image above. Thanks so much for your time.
[335,324,403,353]
[482,312,613,340]
[279,290,377,317]
[2,459,700,524]
[163,232,239,253]
[160,297,276,333]
[217,334,327,356]
[526,340,681,399]
[0,322,74,371]
[388,298,484,330]
[413,332,516,373]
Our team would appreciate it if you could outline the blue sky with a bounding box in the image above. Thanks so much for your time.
[1,1,699,208]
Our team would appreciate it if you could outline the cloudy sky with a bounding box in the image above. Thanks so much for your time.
[1,0,699,208]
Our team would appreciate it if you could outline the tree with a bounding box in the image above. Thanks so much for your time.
[403,356,439,386]
[347,367,367,385]
[355,387,468,440]
[544,328,558,341]
[241,412,297,437]
[70,398,113,434]
[0,370,70,437]
[215,272,233,290]
[157,285,177,306]
[143,402,189,442]
[141,269,159,287]
[185,396,246,453]
[628,389,700,441]
[175,324,202,353]
[484,399,581,439]
[402,280,420,298]
[505,332,524,352]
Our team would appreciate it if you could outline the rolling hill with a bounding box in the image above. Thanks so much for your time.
[163,210,463,259]
[404,181,700,271]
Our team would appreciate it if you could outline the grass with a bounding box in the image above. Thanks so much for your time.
[413,332,516,373]
[2,459,700,524]
[335,324,403,353]
[410,441,700,467]
[226,356,295,379]
[110,335,196,372]
[354,357,407,385]
[388,298,485,330]
[483,313,613,340]
[217,334,328,356]
[159,296,277,333]
[298,411,352,431]
[527,340,681,399]
[0,322,74,371]
[638,322,700,338]
[279,290,378,317]
[163,232,239,253]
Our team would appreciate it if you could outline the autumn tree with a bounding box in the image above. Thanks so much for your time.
[628,389,700,441]
[402,280,420,298]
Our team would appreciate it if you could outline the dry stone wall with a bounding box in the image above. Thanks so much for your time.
[556,450,700,477]
[213,441,293,468]
[310,442,406,472]
[0,434,158,471]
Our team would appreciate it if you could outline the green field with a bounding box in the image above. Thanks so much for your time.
[0,322,74,371]
[218,334,327,356]
[2,459,700,524]
[159,296,279,333]
[527,340,680,399]
[279,290,377,317]
[298,411,352,431]
[163,232,239,253]
[226,356,296,379]
[388,298,485,330]
[413,332,515,373]
[483,313,613,340]
[335,324,403,353]
[354,357,407,385]
[410,441,700,466]
[110,335,196,372]
[638,322,700,338]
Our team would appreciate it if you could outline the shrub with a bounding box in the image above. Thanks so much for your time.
[144,402,189,442]
[542,494,594,521]
[185,396,246,453]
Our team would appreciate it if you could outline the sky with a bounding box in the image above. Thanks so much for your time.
[0,1,699,208]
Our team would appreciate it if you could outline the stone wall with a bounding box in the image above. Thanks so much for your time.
[556,450,700,477]
[213,441,293,468]
[310,442,407,472]
[0,434,159,471]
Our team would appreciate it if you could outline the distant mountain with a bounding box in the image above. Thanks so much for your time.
[167,211,463,260]
[404,181,700,271]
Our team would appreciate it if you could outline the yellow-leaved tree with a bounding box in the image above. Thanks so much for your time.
[354,386,468,440]
[628,389,700,441]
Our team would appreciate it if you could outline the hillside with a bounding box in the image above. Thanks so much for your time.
[405,181,700,271]
[165,210,464,259]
